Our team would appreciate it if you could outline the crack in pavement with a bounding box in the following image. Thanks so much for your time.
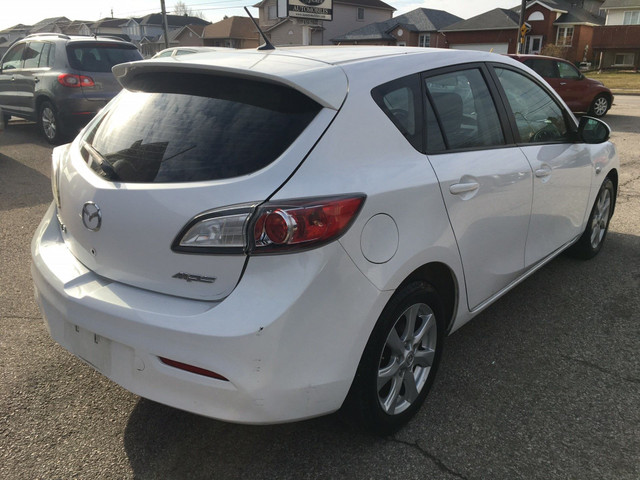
[388,437,470,480]
[561,354,640,385]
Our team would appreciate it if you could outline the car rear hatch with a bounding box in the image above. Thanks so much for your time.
[53,53,348,301]
[66,42,142,102]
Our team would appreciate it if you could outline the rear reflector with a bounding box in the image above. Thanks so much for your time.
[159,357,228,381]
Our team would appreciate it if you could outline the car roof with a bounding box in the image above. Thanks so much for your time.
[113,46,523,111]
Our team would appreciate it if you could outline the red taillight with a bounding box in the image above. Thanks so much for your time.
[58,73,95,88]
[252,195,365,253]
[159,357,228,381]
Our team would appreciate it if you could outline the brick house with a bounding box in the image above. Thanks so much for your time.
[332,8,461,46]
[442,1,606,63]
[593,0,640,69]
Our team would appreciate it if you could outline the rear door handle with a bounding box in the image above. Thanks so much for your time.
[33,77,39,83]
[449,182,480,195]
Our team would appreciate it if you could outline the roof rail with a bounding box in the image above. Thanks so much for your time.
[96,35,128,42]
[26,33,70,40]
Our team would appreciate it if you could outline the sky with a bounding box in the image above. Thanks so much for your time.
[1,1,520,31]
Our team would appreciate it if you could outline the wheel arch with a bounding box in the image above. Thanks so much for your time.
[397,262,459,334]
[606,168,619,216]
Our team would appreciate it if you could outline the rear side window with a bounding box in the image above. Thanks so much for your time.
[23,42,45,68]
[424,68,505,151]
[67,43,142,72]
[523,59,557,78]
[82,73,322,183]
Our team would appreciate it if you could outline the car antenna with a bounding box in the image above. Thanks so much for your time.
[244,6,275,51]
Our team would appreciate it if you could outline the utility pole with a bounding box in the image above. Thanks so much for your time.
[518,0,527,54]
[160,0,170,49]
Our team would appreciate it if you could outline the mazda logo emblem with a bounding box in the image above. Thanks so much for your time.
[81,202,102,231]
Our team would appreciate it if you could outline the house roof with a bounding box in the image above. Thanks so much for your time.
[441,8,520,32]
[333,8,462,42]
[92,17,129,28]
[253,0,394,9]
[203,16,257,40]
[514,0,605,26]
[31,17,70,28]
[138,13,210,27]
[0,24,31,34]
[600,0,640,8]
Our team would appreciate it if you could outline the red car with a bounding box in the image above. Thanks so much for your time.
[509,54,613,117]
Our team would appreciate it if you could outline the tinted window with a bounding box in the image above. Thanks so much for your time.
[371,74,422,152]
[523,59,557,78]
[425,68,505,150]
[23,42,45,68]
[67,43,142,72]
[82,73,322,183]
[40,43,53,68]
[494,67,570,143]
[1,44,26,70]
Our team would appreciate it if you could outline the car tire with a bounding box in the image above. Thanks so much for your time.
[567,178,615,260]
[343,281,445,436]
[589,94,610,118]
[38,100,64,145]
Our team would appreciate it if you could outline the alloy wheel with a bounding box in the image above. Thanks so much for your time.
[377,302,437,415]
[590,187,611,249]
[41,106,57,140]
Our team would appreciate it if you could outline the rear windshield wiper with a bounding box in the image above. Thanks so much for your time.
[82,141,120,181]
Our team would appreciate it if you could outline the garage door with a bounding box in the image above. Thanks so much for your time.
[449,43,509,54]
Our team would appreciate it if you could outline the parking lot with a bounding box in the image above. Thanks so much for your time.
[1,96,639,479]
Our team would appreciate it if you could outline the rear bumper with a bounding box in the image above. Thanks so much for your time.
[31,203,389,423]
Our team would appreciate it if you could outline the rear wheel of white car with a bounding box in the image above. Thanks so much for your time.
[39,100,64,145]
[344,282,444,435]
[589,94,610,118]
[567,178,615,259]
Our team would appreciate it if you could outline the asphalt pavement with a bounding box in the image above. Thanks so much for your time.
[1,97,639,479]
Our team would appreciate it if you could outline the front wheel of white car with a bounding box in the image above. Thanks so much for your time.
[344,282,445,435]
[567,178,615,259]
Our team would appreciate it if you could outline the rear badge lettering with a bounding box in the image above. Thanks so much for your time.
[172,273,217,284]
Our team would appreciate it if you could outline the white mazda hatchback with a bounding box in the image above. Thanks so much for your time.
[32,47,619,435]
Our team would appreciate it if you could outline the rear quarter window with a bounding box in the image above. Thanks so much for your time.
[82,73,322,183]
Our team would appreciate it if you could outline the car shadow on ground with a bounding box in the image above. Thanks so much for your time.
[122,231,640,480]
[0,153,51,211]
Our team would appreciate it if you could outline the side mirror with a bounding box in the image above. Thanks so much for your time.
[578,116,610,144]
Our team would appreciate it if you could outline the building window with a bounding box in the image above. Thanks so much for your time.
[556,26,573,46]
[268,5,277,20]
[614,53,635,66]
[418,34,430,47]
[357,8,365,21]
[623,11,640,25]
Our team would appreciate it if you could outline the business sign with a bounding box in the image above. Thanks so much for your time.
[284,0,333,21]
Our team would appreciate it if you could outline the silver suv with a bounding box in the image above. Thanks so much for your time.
[0,33,142,144]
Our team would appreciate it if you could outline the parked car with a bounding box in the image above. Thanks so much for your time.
[152,46,228,58]
[0,33,142,144]
[509,54,613,117]
[32,47,619,435]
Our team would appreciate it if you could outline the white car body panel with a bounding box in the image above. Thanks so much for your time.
[31,46,621,424]
[428,149,533,310]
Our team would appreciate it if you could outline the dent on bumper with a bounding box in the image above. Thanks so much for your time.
[31,203,389,423]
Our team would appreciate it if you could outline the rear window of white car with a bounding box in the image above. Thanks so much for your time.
[81,73,322,183]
